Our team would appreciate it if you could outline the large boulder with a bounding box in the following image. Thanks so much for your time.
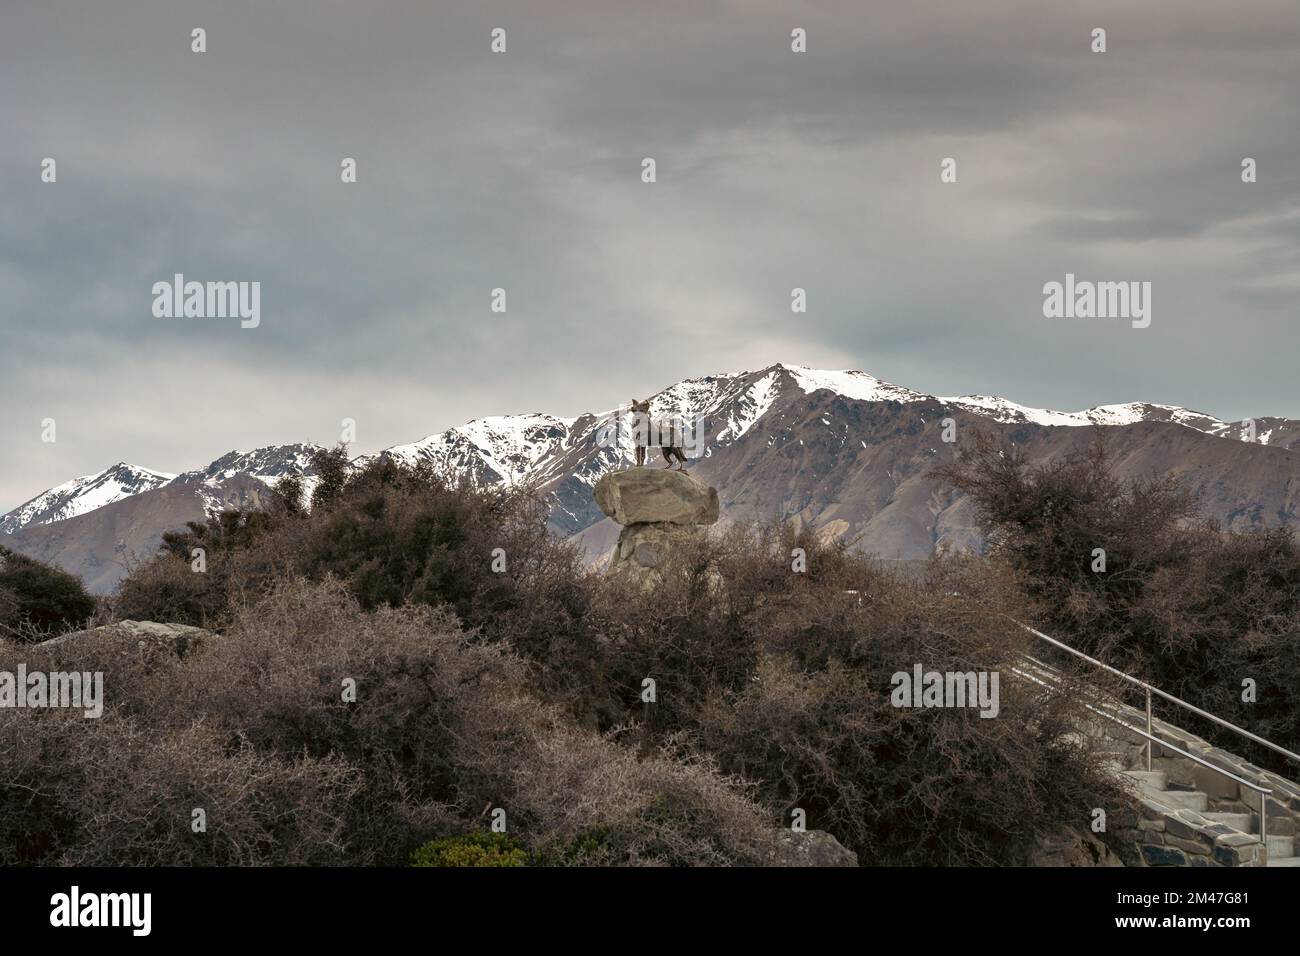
[36,620,212,661]
[594,468,719,527]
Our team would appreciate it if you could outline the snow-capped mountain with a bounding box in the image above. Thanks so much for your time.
[0,463,176,536]
[373,363,1295,502]
[349,363,1299,539]
[5,364,1294,538]
[1,446,322,538]
[167,444,326,519]
[376,416,578,487]
[5,363,1300,590]
[170,444,324,485]
[936,395,1225,433]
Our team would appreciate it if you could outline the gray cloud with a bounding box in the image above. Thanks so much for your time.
[2,0,1298,510]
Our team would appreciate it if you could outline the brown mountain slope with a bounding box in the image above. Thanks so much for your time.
[573,391,1300,566]
[4,477,268,594]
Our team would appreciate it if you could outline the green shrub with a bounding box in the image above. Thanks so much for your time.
[532,828,611,866]
[0,546,96,641]
[410,832,528,867]
[0,709,359,866]
[114,448,587,639]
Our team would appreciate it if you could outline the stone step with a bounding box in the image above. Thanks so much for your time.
[1084,708,1300,868]
[1267,835,1295,859]
[1197,817,1297,858]
[1151,789,1209,812]
[1203,811,1253,832]
[1122,769,1168,790]
[1100,752,1138,771]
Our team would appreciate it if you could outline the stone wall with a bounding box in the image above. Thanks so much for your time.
[1092,700,1299,866]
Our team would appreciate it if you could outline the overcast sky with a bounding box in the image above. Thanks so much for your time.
[2,0,1298,511]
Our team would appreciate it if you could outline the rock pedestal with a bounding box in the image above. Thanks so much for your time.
[593,468,720,576]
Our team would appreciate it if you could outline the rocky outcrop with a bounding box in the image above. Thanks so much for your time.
[1024,826,1124,867]
[767,829,859,867]
[37,620,212,660]
[593,468,720,577]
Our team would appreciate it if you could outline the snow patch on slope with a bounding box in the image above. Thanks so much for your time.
[938,395,1088,427]
[785,365,926,404]
[383,413,577,486]
[714,371,782,441]
[172,445,323,485]
[938,395,1230,432]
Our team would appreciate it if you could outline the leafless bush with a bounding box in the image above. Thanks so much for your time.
[1,579,779,866]
[491,523,1126,865]
[0,709,358,866]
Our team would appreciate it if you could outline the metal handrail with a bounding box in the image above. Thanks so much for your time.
[1012,660,1273,863]
[1018,622,1300,770]
[842,592,1290,864]
[1013,664,1274,795]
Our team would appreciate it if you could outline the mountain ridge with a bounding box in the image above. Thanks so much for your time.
[6,362,1300,592]
[8,362,1294,539]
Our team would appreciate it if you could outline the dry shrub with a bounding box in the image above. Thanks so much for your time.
[0,709,358,866]
[1,579,777,866]
[0,586,18,629]
[445,690,776,866]
[695,628,1122,865]
[113,554,222,630]
[180,579,775,865]
[503,524,1128,865]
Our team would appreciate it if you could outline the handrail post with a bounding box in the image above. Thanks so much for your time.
[1260,799,1268,867]
[1145,687,1153,771]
